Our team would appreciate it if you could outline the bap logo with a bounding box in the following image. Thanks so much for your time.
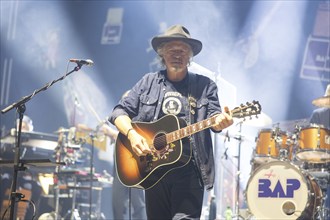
[258,179,301,198]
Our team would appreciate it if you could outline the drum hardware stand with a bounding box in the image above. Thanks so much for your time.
[291,125,301,161]
[232,121,245,220]
[1,62,86,219]
[88,134,95,220]
[272,126,290,161]
[68,176,80,220]
[272,126,282,158]
[68,130,104,219]
[75,131,97,219]
[61,176,81,220]
[50,132,68,220]
[6,105,27,220]
[316,203,328,220]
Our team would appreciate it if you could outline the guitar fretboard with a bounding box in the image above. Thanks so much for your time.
[166,115,217,143]
[164,100,261,144]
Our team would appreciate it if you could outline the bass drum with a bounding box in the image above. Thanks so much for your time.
[246,161,322,220]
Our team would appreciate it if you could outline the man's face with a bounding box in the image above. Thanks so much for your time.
[162,41,192,72]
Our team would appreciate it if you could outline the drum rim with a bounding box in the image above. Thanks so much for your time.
[296,149,330,154]
[302,123,329,130]
[296,149,330,163]
[247,160,305,180]
[257,128,289,135]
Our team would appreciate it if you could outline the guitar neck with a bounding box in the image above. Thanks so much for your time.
[165,101,261,144]
[166,115,218,143]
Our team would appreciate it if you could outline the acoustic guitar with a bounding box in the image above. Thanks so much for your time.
[115,100,261,189]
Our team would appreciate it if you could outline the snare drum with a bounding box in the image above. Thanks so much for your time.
[253,129,291,164]
[246,161,322,220]
[296,124,330,163]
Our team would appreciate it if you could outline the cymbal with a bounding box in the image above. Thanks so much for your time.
[312,96,330,108]
[54,127,70,133]
[66,124,108,151]
[76,123,93,132]
[1,130,59,150]
[275,118,310,132]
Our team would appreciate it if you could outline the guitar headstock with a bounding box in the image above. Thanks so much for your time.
[231,100,262,119]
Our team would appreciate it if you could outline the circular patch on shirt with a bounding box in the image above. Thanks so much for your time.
[162,96,182,115]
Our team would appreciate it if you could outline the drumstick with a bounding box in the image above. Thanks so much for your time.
[86,101,103,123]
[86,101,118,140]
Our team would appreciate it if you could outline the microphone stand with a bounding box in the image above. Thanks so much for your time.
[233,122,244,220]
[1,65,82,114]
[89,133,95,220]
[8,105,25,220]
[1,64,83,219]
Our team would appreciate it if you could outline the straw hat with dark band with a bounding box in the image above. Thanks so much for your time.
[312,84,330,108]
[151,25,203,56]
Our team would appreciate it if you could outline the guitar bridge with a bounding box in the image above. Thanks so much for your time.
[145,154,153,172]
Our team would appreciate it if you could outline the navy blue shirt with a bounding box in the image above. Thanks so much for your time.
[109,70,222,190]
[310,107,330,129]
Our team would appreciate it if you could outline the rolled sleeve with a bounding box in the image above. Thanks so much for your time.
[108,72,162,125]
[109,105,129,125]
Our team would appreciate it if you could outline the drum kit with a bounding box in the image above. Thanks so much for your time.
[245,95,330,220]
[0,125,112,219]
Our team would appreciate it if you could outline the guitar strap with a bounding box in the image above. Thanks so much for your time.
[188,72,204,187]
[188,72,197,124]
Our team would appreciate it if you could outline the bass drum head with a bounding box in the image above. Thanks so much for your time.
[246,161,316,219]
[38,212,60,220]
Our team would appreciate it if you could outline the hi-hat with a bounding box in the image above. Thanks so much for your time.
[54,127,69,133]
[76,123,93,132]
[312,96,330,108]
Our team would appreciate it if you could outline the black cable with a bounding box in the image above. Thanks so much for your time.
[1,198,36,220]
[20,199,36,220]
[1,201,10,220]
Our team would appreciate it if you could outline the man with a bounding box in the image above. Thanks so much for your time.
[309,84,330,220]
[310,84,330,128]
[109,24,233,219]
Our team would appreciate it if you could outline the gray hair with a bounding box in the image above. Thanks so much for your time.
[16,115,34,131]
[156,41,193,67]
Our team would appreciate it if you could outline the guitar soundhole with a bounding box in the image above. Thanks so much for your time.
[153,133,167,151]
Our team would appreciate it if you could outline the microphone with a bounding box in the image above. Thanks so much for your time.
[69,59,94,66]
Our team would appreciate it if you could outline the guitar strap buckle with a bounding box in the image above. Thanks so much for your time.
[188,96,196,115]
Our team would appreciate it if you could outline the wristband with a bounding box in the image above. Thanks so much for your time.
[126,128,134,137]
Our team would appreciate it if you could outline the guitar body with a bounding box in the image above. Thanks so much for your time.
[115,114,192,190]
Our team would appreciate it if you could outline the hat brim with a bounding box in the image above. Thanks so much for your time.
[151,37,202,56]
